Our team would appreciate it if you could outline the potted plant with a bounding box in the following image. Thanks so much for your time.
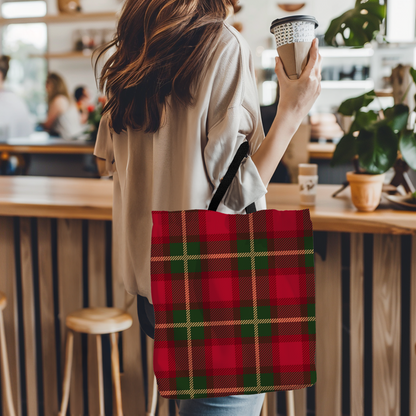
[324,0,416,211]
[324,0,386,47]
[330,71,416,211]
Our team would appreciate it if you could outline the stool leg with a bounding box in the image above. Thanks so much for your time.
[286,390,295,416]
[96,335,105,416]
[110,332,123,416]
[59,331,74,416]
[0,310,16,416]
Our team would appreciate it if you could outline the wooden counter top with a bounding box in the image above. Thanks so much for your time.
[308,143,336,160]
[0,176,112,220]
[0,137,332,158]
[0,133,95,155]
[0,131,335,159]
[266,184,416,235]
[0,177,414,234]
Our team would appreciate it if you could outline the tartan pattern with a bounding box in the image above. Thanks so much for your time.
[151,209,316,400]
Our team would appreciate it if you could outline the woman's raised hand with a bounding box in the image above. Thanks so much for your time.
[274,38,322,123]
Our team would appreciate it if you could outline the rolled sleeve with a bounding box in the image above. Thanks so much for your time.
[204,105,267,212]
[93,113,116,177]
[223,154,267,211]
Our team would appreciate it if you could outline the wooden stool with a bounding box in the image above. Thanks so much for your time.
[0,292,16,416]
[59,307,133,416]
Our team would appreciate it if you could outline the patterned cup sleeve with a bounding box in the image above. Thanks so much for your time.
[272,21,316,48]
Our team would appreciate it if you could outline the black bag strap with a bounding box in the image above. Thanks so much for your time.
[208,141,257,214]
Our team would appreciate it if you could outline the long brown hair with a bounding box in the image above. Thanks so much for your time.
[95,0,233,134]
[0,55,11,81]
[46,73,70,106]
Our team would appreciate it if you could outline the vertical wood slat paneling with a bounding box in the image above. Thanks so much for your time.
[120,295,146,415]
[293,389,306,416]
[147,334,174,416]
[315,232,342,416]
[260,394,268,416]
[158,396,170,416]
[350,234,364,416]
[57,219,84,416]
[19,218,38,416]
[1,216,412,416]
[147,335,172,416]
[411,236,416,416]
[37,218,58,415]
[111,220,147,415]
[146,336,158,416]
[112,250,146,416]
[87,220,107,416]
[373,235,401,416]
[0,217,21,416]
[266,392,277,416]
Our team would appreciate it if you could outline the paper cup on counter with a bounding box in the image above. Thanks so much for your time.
[270,15,319,80]
[298,164,318,206]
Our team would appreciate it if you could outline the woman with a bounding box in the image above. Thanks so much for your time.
[43,73,84,140]
[0,55,34,138]
[94,1,321,414]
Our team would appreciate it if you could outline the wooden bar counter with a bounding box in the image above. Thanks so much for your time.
[0,176,415,416]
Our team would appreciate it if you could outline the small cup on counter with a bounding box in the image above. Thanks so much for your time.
[298,164,318,206]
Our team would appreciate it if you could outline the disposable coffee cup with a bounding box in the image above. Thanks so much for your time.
[270,15,319,80]
[298,164,318,206]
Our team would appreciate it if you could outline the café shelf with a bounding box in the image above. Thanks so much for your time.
[0,176,414,416]
[30,51,94,60]
[0,11,116,26]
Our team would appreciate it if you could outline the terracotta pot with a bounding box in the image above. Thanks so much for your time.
[347,172,385,212]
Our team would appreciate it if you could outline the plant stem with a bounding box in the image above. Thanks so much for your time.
[353,157,360,173]
[375,95,385,118]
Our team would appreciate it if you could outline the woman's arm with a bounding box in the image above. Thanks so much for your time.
[43,95,68,130]
[252,39,322,186]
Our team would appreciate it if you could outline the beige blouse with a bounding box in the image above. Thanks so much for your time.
[94,23,268,303]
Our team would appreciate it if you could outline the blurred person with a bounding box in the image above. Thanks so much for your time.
[0,55,34,138]
[95,1,321,415]
[43,73,84,140]
[74,86,94,124]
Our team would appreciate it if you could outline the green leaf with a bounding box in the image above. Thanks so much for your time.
[350,110,378,132]
[331,133,357,167]
[364,2,388,20]
[325,11,353,47]
[338,90,377,116]
[410,67,416,85]
[325,0,386,47]
[400,130,416,170]
[357,125,399,174]
[383,104,409,132]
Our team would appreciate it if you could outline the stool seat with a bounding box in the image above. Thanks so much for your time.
[0,292,7,311]
[66,307,133,335]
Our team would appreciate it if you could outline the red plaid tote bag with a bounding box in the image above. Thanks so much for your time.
[151,142,316,400]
